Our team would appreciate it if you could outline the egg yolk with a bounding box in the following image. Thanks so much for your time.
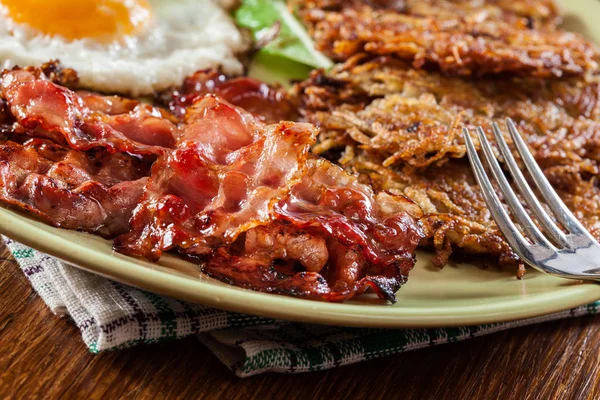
[1,0,151,41]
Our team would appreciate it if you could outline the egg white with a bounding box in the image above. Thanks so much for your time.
[0,0,248,96]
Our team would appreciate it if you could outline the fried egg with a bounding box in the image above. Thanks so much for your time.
[0,0,248,95]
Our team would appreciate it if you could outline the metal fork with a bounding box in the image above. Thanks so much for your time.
[463,119,600,281]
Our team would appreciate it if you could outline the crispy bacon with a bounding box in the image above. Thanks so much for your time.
[0,65,424,302]
[115,95,423,302]
[275,158,423,268]
[196,242,405,302]
[164,69,297,123]
[0,136,150,237]
[0,67,178,155]
[194,159,423,302]
[114,95,316,259]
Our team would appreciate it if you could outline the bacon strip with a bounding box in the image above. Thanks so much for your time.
[163,69,297,123]
[0,136,149,237]
[114,95,317,259]
[1,68,178,155]
[115,95,423,302]
[202,159,424,302]
[275,158,423,272]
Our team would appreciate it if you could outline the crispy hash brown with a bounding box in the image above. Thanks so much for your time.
[296,55,600,267]
[296,0,598,77]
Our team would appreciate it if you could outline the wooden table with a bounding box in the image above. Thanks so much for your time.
[1,241,600,399]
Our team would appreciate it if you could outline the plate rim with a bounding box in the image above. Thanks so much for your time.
[2,206,600,329]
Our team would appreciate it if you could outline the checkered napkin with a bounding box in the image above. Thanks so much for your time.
[5,237,600,377]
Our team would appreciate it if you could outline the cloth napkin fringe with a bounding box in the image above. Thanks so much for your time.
[4,237,599,377]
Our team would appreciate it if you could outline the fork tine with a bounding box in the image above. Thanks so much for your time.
[463,128,531,253]
[491,123,569,247]
[475,127,553,248]
[506,119,590,237]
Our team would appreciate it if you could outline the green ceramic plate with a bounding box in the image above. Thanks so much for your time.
[1,0,599,328]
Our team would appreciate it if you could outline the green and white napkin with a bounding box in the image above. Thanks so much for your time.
[4,237,599,378]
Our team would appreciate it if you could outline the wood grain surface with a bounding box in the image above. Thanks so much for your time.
[1,240,599,400]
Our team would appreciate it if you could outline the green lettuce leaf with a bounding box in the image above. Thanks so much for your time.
[235,0,333,71]
[247,52,313,87]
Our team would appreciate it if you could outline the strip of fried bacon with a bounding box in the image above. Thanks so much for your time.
[0,66,178,156]
[203,158,423,302]
[296,0,598,77]
[0,134,150,237]
[162,69,297,123]
[114,95,423,302]
[114,95,317,259]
